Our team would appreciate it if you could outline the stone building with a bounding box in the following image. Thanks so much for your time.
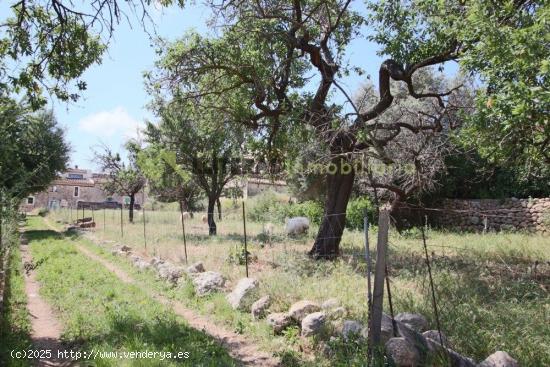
[20,166,144,212]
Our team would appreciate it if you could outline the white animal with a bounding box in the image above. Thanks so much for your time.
[179,211,190,222]
[285,217,310,235]
[201,215,208,223]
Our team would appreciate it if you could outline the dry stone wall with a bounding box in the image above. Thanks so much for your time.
[431,198,550,233]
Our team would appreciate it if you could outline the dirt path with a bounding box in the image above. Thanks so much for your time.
[20,232,74,367]
[75,244,279,366]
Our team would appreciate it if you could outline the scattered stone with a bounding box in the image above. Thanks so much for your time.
[251,295,271,320]
[288,300,320,322]
[134,260,150,271]
[120,245,132,252]
[422,330,448,345]
[385,337,420,367]
[226,278,259,311]
[192,271,225,296]
[478,351,519,367]
[327,306,346,320]
[395,312,428,332]
[157,263,184,284]
[301,312,326,337]
[266,312,292,334]
[185,261,205,275]
[150,257,165,268]
[180,211,190,221]
[381,314,397,344]
[341,320,366,340]
[321,298,339,310]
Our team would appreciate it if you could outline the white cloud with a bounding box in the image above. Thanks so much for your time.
[78,107,144,139]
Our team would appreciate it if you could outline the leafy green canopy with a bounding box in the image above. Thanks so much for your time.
[370,0,549,178]
[0,96,69,201]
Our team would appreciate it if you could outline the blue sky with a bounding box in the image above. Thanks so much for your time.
[40,3,452,171]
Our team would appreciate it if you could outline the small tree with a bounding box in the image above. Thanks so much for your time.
[136,146,203,214]
[144,97,246,235]
[94,144,145,223]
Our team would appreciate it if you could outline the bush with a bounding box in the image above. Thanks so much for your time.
[345,197,376,230]
[247,191,323,224]
[247,191,285,222]
[283,200,324,224]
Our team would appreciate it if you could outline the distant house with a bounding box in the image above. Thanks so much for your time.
[20,166,145,212]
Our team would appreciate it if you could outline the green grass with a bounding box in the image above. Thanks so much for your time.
[24,217,236,366]
[0,236,32,367]
[46,201,550,367]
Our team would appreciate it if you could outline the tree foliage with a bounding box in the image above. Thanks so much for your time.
[94,142,145,222]
[143,95,247,235]
[0,96,69,201]
[135,145,203,212]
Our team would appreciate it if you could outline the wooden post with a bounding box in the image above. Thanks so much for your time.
[242,201,249,278]
[483,215,488,234]
[368,206,390,348]
[180,204,188,264]
[103,208,106,236]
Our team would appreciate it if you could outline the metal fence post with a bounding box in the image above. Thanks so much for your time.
[180,205,188,264]
[364,209,372,309]
[120,204,124,238]
[242,201,249,278]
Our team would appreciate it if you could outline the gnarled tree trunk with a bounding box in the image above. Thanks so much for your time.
[309,151,355,259]
[216,198,222,221]
[207,196,217,235]
[128,194,135,223]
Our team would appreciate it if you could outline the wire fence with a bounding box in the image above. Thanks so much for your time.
[43,198,549,363]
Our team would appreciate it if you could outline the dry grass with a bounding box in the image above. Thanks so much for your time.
[47,198,550,366]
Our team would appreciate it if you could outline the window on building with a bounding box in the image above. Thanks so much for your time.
[106,197,113,202]
[27,197,34,205]
[68,173,84,179]
[74,187,79,197]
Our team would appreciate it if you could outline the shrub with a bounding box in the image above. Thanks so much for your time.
[247,191,285,222]
[345,197,375,230]
[283,200,323,224]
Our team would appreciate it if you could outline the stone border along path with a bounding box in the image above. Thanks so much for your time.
[42,218,280,366]
[76,245,280,366]
[19,229,75,366]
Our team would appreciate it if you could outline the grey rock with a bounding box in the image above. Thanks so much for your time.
[328,306,346,320]
[185,261,205,275]
[192,271,225,296]
[157,263,184,284]
[341,320,366,340]
[266,312,292,334]
[226,278,259,311]
[301,312,326,337]
[395,312,428,332]
[251,295,271,320]
[385,337,420,367]
[288,300,320,322]
[478,351,519,367]
[321,298,339,310]
[422,330,448,345]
